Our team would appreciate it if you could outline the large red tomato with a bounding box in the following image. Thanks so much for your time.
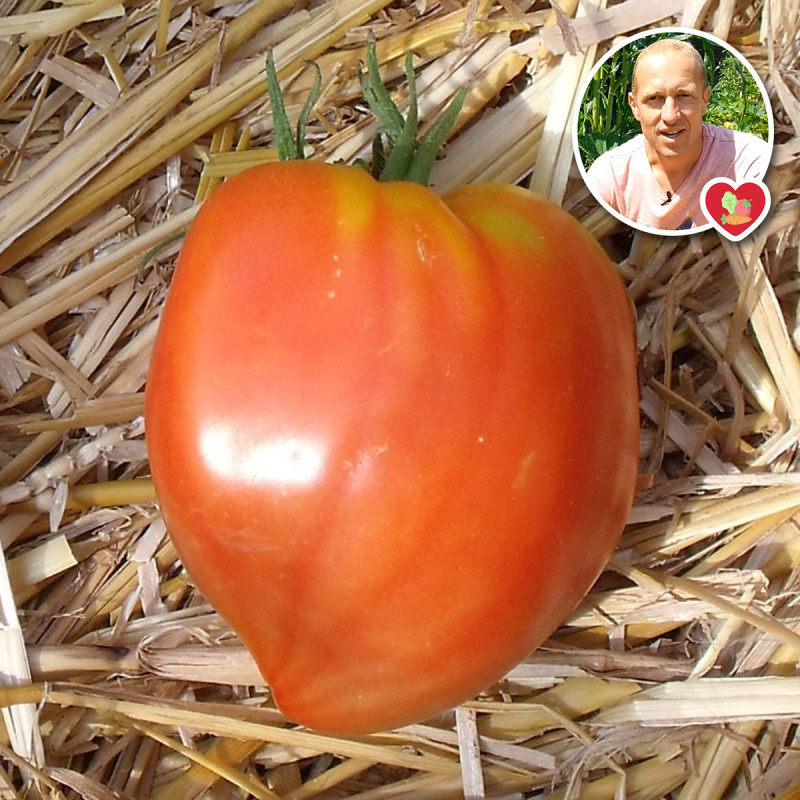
[145,160,639,734]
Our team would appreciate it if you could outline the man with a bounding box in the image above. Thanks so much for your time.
[586,38,770,230]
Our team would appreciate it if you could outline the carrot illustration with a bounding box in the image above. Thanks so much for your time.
[721,213,752,225]
[721,191,752,226]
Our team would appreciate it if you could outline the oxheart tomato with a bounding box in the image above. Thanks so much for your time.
[145,160,639,734]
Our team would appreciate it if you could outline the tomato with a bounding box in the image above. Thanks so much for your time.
[145,159,639,734]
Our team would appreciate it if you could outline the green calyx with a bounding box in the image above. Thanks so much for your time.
[265,50,322,162]
[265,42,465,186]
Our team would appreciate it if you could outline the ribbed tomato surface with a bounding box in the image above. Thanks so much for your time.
[145,160,639,733]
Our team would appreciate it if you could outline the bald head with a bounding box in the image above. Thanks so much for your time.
[631,39,708,99]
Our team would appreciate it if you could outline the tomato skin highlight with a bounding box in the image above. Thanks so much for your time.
[145,160,639,734]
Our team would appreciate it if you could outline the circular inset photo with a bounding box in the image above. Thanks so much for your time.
[573,28,773,235]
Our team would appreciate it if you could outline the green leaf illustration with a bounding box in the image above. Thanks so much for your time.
[721,191,737,214]
[721,213,728,224]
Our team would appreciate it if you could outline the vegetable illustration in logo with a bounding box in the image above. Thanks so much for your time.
[700,179,770,242]
[720,190,752,225]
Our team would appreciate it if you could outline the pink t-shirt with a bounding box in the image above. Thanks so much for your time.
[586,123,771,230]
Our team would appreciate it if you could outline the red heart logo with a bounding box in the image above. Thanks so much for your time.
[700,179,771,241]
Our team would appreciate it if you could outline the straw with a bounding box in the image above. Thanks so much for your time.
[2,0,800,796]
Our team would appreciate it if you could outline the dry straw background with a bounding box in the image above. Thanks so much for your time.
[0,0,799,797]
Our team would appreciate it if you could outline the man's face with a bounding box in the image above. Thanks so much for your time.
[628,50,711,168]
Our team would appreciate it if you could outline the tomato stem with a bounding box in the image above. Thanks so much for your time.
[405,84,467,185]
[359,43,466,185]
[266,50,322,161]
[359,51,419,182]
[264,43,464,185]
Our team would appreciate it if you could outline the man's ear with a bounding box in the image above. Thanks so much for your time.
[701,85,711,113]
[628,92,640,121]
